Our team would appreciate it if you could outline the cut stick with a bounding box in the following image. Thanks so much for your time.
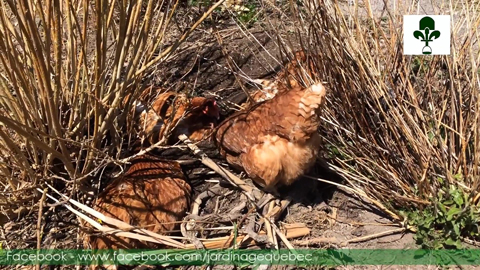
[272,227,279,249]
[264,201,276,249]
[271,223,296,251]
[282,223,311,239]
[265,199,291,221]
[183,224,310,249]
[178,134,263,202]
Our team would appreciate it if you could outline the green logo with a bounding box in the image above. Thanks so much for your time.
[413,16,441,55]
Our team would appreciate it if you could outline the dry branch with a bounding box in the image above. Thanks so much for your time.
[38,184,309,250]
[294,227,406,247]
[178,134,263,202]
[281,223,311,239]
[39,186,186,249]
[183,224,310,249]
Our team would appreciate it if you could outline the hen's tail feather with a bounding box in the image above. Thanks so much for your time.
[298,83,327,118]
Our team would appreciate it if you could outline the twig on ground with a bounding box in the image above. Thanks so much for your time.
[264,201,276,249]
[182,223,310,249]
[265,198,291,221]
[294,237,340,246]
[222,206,256,249]
[270,222,296,251]
[0,227,10,249]
[257,193,276,211]
[181,218,205,249]
[461,237,480,247]
[191,184,224,216]
[178,134,263,202]
[294,227,407,247]
[346,228,406,244]
[332,219,398,227]
[243,214,270,246]
[227,198,247,221]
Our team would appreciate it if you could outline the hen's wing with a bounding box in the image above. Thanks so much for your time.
[215,83,326,191]
[215,83,326,153]
[84,156,191,249]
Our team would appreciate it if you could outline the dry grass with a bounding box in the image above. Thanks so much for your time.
[0,0,225,220]
[267,0,480,219]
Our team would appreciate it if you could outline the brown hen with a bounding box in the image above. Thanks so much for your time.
[276,50,319,89]
[131,87,220,145]
[83,155,191,249]
[214,83,327,194]
[243,51,319,109]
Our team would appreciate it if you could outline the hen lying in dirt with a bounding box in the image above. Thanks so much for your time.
[130,86,220,145]
[214,82,327,194]
[83,155,191,250]
[83,89,222,254]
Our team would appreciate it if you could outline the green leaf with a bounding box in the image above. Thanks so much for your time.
[446,207,462,221]
[437,177,444,184]
[454,224,460,236]
[455,240,463,249]
[438,203,447,215]
[443,199,454,206]
[424,215,434,226]
[444,237,457,247]
[453,192,464,206]
[434,240,443,249]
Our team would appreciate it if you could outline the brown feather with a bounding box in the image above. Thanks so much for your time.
[131,89,220,145]
[214,83,326,193]
[277,50,319,89]
[243,50,319,109]
[83,156,191,249]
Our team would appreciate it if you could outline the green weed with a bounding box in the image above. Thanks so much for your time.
[403,184,480,249]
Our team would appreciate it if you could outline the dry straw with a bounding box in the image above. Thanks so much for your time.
[0,0,226,219]
[268,0,480,218]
